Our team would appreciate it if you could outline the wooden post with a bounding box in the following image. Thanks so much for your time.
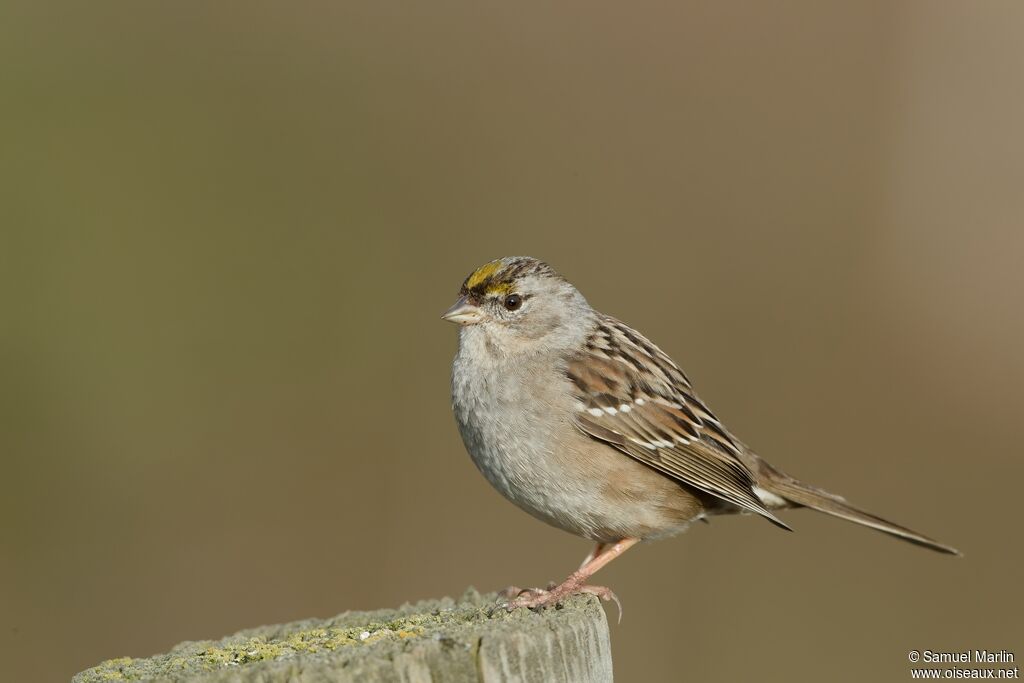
[72,590,613,682]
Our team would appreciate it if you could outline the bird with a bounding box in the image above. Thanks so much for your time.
[442,256,959,613]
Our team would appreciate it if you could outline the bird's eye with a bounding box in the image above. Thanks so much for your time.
[503,294,522,311]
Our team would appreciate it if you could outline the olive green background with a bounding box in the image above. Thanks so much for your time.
[2,3,1021,682]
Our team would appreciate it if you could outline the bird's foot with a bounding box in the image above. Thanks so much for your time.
[497,584,553,601]
[500,578,623,621]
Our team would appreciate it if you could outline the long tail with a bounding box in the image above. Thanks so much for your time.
[759,471,960,556]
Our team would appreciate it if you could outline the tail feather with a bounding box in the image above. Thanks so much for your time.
[762,476,961,556]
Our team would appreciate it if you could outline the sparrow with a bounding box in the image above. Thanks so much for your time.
[443,256,958,613]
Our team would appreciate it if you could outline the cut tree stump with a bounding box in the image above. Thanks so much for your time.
[72,589,613,682]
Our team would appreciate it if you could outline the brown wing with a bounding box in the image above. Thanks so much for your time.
[567,316,790,530]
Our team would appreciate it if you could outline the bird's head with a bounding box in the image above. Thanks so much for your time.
[442,256,592,355]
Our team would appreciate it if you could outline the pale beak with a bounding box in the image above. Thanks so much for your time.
[441,296,483,325]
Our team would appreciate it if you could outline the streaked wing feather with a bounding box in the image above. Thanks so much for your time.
[569,317,790,530]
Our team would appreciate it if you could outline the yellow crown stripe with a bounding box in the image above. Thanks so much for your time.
[485,281,514,295]
[465,260,503,289]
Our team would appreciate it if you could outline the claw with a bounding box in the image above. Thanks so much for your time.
[497,585,525,601]
[577,585,623,623]
[497,585,549,608]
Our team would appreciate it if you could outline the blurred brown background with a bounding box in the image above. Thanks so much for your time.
[2,2,1021,681]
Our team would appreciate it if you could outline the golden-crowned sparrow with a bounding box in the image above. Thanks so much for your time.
[443,256,958,613]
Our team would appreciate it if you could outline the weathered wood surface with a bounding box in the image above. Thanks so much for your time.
[72,589,613,682]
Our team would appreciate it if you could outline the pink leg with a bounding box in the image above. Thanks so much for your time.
[578,542,608,569]
[505,538,639,620]
[503,542,612,599]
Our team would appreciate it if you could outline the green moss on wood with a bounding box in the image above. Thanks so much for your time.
[73,589,613,683]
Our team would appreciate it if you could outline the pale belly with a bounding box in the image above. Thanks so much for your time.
[452,382,705,542]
